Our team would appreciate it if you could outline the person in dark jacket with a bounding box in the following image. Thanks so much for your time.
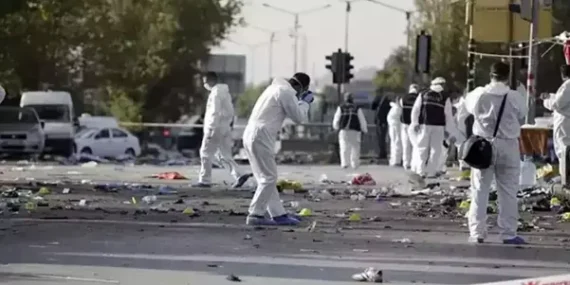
[371,90,392,159]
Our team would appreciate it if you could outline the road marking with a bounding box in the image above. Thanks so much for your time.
[7,218,248,230]
[49,252,568,278]
[288,253,570,270]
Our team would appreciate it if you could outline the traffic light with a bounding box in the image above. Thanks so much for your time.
[326,49,343,84]
[342,52,354,83]
[325,49,354,84]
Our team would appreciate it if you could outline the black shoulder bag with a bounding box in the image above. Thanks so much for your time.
[459,93,508,170]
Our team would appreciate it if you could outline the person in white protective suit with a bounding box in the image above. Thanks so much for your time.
[194,72,252,188]
[400,84,420,170]
[409,77,456,178]
[387,96,403,166]
[243,73,314,226]
[465,62,528,245]
[332,92,368,169]
[541,65,570,168]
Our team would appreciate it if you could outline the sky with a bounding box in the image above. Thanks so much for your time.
[211,0,415,86]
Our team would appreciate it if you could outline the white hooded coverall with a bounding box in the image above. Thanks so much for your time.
[243,78,309,217]
[410,81,456,177]
[199,84,242,184]
[387,101,403,166]
[332,104,368,168]
[465,81,527,240]
[400,86,420,170]
[543,79,570,164]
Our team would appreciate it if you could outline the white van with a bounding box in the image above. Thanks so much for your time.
[20,91,76,157]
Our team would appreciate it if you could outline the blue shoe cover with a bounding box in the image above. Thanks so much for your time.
[246,215,276,226]
[273,214,300,226]
[503,236,527,245]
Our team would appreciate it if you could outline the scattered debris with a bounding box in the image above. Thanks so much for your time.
[226,274,242,282]
[150,172,187,180]
[351,173,376,186]
[352,268,383,283]
[298,208,312,217]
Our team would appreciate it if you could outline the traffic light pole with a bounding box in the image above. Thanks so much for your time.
[525,0,539,125]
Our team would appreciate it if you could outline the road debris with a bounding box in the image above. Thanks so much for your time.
[352,267,383,283]
[351,173,376,186]
[149,172,187,180]
[226,274,242,282]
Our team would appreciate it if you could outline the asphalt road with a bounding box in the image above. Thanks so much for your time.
[0,163,569,284]
[0,221,569,285]
[0,163,412,189]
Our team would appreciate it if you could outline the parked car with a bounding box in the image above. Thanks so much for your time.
[0,106,45,156]
[75,127,141,158]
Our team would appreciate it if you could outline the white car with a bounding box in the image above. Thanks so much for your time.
[75,127,141,158]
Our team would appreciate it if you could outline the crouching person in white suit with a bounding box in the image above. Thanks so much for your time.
[244,73,314,226]
[332,92,368,169]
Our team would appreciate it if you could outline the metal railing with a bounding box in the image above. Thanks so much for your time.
[119,121,383,155]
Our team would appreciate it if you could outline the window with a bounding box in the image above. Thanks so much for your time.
[96,129,110,139]
[111,128,128,138]
[26,104,70,122]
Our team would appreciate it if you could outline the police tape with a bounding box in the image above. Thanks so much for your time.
[474,274,570,285]
[118,122,378,128]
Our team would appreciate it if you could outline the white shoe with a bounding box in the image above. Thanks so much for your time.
[351,267,383,282]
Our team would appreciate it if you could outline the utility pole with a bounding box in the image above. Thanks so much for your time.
[525,0,539,124]
[406,11,413,87]
[466,0,476,93]
[293,15,299,72]
[269,32,275,80]
[344,1,350,51]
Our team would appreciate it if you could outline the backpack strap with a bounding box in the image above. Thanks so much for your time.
[492,93,509,138]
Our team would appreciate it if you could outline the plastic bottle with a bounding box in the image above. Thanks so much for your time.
[519,159,537,189]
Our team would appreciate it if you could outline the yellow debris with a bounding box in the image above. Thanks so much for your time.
[131,197,137,204]
[459,199,471,210]
[25,202,37,211]
[277,179,303,192]
[38,187,51,196]
[459,169,470,180]
[182,208,195,216]
[551,197,561,207]
[537,164,557,180]
[561,212,570,222]
[298,208,312,217]
[348,213,361,222]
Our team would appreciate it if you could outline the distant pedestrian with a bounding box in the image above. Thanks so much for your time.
[399,84,420,170]
[387,96,403,166]
[332,92,368,169]
[371,90,391,160]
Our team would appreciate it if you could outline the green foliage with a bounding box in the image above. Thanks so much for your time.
[0,0,244,121]
[236,82,269,118]
[373,46,408,92]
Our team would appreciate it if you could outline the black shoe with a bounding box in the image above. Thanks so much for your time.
[232,173,253,188]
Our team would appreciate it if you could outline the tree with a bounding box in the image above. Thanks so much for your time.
[0,0,244,123]
[373,46,408,92]
[236,82,269,118]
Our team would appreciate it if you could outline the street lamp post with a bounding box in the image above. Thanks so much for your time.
[262,3,331,73]
[228,39,271,84]
[249,25,286,81]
